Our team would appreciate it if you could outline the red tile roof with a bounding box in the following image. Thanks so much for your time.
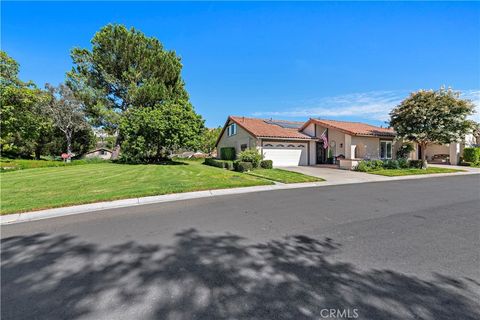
[230,116,314,139]
[303,119,396,137]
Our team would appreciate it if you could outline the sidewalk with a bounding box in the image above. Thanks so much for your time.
[1,168,478,225]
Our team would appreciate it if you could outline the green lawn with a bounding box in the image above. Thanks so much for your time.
[0,158,97,171]
[369,167,464,177]
[0,160,273,214]
[247,168,324,184]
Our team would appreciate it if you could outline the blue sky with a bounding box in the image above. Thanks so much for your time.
[2,1,479,127]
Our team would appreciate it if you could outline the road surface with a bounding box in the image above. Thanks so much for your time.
[2,175,479,320]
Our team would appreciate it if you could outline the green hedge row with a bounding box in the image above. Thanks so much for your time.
[463,147,480,165]
[204,158,234,170]
[356,159,420,172]
[204,158,273,172]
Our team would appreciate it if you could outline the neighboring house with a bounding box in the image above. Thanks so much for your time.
[409,133,476,165]
[84,148,112,160]
[216,116,397,168]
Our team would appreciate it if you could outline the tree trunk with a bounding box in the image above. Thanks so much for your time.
[66,134,72,163]
[421,142,428,169]
[34,147,42,160]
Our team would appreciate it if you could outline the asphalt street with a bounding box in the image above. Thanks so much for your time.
[1,175,479,320]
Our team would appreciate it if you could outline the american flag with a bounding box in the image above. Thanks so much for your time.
[320,129,328,149]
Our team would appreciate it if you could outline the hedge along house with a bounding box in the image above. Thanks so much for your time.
[215,116,398,168]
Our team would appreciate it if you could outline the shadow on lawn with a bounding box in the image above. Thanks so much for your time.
[2,230,479,320]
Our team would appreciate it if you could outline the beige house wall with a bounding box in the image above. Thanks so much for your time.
[303,123,315,137]
[351,136,382,159]
[216,120,258,157]
[328,130,346,158]
[425,144,450,160]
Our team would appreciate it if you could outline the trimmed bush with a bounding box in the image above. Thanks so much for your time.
[220,147,236,160]
[371,160,384,170]
[355,161,370,172]
[409,160,423,169]
[238,149,262,168]
[463,147,480,164]
[397,158,409,169]
[204,158,234,170]
[234,161,253,172]
[383,159,400,169]
[260,160,273,169]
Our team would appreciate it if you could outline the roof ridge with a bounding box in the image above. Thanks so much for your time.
[316,118,389,127]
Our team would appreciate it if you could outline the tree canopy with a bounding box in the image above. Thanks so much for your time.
[45,84,90,156]
[67,24,190,131]
[0,51,52,158]
[67,24,204,162]
[199,127,222,154]
[119,101,204,163]
[390,87,475,167]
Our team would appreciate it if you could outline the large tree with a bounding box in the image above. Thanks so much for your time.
[390,87,475,168]
[119,100,204,163]
[67,24,190,139]
[45,84,90,158]
[0,51,52,159]
[199,127,222,154]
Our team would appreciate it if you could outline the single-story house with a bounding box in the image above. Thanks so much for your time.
[84,148,112,160]
[215,116,472,168]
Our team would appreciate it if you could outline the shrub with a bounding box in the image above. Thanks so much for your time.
[204,158,234,170]
[234,161,253,172]
[220,147,236,160]
[260,160,273,169]
[463,147,480,164]
[396,142,414,159]
[383,159,399,169]
[371,160,384,170]
[223,160,234,170]
[355,159,387,172]
[355,161,370,172]
[238,149,262,168]
[397,158,409,168]
[409,160,423,169]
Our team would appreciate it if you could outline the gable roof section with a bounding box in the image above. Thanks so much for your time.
[301,118,396,137]
[230,116,314,139]
[215,116,315,147]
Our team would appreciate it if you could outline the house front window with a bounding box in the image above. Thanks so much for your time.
[227,123,237,136]
[380,141,392,159]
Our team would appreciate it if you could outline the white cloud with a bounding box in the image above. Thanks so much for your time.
[462,89,480,122]
[253,89,480,123]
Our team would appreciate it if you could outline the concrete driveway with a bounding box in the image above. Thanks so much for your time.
[283,163,480,185]
[283,165,393,184]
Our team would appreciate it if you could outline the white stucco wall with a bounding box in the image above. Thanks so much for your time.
[216,120,258,157]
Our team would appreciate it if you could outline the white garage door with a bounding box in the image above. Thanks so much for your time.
[262,143,308,166]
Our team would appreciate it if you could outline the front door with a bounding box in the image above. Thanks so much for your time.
[316,142,327,164]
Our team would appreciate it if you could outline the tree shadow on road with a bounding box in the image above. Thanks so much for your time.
[1,229,479,320]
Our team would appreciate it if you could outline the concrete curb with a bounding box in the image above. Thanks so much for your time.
[2,171,478,225]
